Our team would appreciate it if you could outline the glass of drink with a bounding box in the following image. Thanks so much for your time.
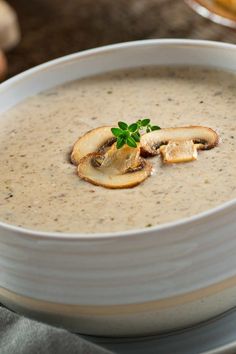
[186,0,236,28]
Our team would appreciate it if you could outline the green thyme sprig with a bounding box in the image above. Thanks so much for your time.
[111,118,160,149]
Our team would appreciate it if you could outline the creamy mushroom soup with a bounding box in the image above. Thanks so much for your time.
[0,67,235,233]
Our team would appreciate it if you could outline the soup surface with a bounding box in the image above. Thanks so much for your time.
[0,67,236,234]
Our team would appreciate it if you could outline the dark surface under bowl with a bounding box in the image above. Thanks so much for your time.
[6,0,236,78]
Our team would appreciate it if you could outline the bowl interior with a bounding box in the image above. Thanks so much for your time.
[0,39,236,240]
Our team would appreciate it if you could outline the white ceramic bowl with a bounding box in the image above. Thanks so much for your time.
[0,39,236,337]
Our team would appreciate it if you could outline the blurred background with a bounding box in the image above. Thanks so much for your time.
[1,0,236,79]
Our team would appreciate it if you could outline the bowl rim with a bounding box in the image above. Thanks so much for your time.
[0,38,236,241]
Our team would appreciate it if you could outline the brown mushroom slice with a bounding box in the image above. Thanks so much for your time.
[160,140,198,164]
[140,126,219,157]
[98,144,142,174]
[78,145,152,189]
[78,154,152,189]
[71,126,114,165]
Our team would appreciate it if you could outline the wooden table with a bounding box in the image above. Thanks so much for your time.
[7,0,236,78]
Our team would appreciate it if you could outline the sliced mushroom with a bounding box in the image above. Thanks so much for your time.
[96,143,142,173]
[78,144,152,189]
[160,140,198,164]
[71,126,114,165]
[141,126,219,163]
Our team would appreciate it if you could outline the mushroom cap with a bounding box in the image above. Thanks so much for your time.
[71,126,114,165]
[140,126,219,157]
[78,153,152,189]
